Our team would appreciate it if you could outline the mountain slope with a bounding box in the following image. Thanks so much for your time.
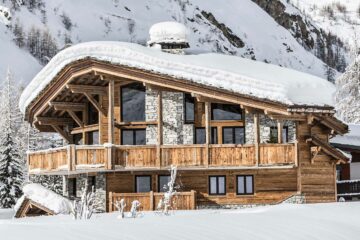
[0,0,351,84]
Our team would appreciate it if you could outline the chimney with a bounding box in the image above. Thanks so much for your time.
[148,21,189,55]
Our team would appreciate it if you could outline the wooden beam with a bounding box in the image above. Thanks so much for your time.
[36,117,73,126]
[268,114,307,122]
[146,83,180,92]
[193,94,231,104]
[254,113,260,166]
[67,110,84,128]
[157,91,163,168]
[50,102,86,112]
[84,92,107,116]
[277,120,283,144]
[205,101,211,167]
[108,80,115,144]
[66,84,107,95]
[51,125,72,143]
[71,124,99,134]
[115,121,157,127]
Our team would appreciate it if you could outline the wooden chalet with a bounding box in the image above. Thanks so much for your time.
[20,29,349,211]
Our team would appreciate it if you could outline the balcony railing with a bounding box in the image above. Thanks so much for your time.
[27,143,297,174]
[337,179,360,197]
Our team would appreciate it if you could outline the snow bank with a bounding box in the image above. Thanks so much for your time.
[19,41,336,113]
[148,21,188,45]
[14,184,72,215]
[331,124,360,147]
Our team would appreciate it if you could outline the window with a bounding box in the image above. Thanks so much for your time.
[135,176,151,193]
[184,93,195,123]
[88,96,99,124]
[73,133,83,145]
[209,176,226,195]
[87,176,96,192]
[237,175,254,195]
[121,83,145,122]
[269,126,288,143]
[195,127,218,144]
[222,127,245,144]
[158,175,171,192]
[68,178,76,198]
[87,131,99,145]
[211,103,242,120]
[122,129,146,145]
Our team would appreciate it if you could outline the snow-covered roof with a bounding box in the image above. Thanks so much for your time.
[148,21,188,45]
[331,124,360,148]
[19,41,336,113]
[14,183,72,215]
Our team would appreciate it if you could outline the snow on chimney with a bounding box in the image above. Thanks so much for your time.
[148,21,189,54]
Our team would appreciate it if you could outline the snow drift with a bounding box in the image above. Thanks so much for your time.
[19,41,336,113]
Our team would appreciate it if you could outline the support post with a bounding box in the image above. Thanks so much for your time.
[205,102,211,167]
[277,120,283,144]
[108,79,115,144]
[156,91,163,168]
[67,144,76,171]
[254,114,260,166]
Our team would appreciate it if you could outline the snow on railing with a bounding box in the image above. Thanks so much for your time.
[337,179,360,184]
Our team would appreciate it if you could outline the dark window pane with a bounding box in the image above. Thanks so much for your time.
[135,129,146,145]
[88,96,99,124]
[195,128,206,144]
[246,176,253,194]
[88,131,99,145]
[209,177,217,194]
[234,127,245,144]
[282,127,288,143]
[185,94,195,123]
[158,175,171,192]
[121,83,145,122]
[122,130,134,145]
[136,176,151,192]
[237,176,245,194]
[223,128,234,144]
[211,127,218,144]
[211,103,242,120]
[218,176,225,194]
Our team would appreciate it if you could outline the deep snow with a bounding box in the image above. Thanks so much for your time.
[0,202,359,240]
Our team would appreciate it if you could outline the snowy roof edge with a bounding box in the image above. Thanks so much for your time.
[19,41,336,114]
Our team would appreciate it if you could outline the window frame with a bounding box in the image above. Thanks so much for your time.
[211,103,242,121]
[121,128,146,145]
[184,93,195,124]
[222,126,245,144]
[158,175,171,192]
[135,175,152,193]
[120,83,146,122]
[236,175,254,195]
[208,175,226,195]
[87,130,99,145]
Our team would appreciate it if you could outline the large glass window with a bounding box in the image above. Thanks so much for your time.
[135,176,151,192]
[184,93,195,123]
[270,126,288,143]
[211,103,242,120]
[87,131,99,145]
[122,129,146,145]
[209,176,226,195]
[195,127,218,144]
[158,175,171,192]
[222,127,245,144]
[121,83,145,122]
[237,175,254,195]
[88,96,99,124]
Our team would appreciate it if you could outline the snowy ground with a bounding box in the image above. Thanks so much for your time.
[0,203,359,240]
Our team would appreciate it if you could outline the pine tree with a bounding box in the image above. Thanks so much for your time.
[0,69,23,208]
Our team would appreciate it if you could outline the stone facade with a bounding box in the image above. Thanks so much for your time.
[245,113,296,144]
[145,88,194,145]
[62,173,106,212]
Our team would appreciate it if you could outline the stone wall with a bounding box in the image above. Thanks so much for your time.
[62,173,106,212]
[145,88,194,145]
[245,113,296,144]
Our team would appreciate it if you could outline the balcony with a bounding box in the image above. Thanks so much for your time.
[27,143,298,174]
[337,180,360,199]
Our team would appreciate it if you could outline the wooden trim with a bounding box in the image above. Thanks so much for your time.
[67,84,107,95]
[277,120,283,144]
[115,121,157,127]
[71,124,99,134]
[36,117,73,126]
[108,80,115,144]
[50,102,86,111]
[157,91,163,168]
[205,101,211,167]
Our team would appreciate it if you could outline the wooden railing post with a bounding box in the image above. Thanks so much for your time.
[294,140,299,167]
[149,191,154,211]
[109,191,113,212]
[254,114,260,166]
[156,91,163,168]
[67,144,76,171]
[205,102,211,167]
[277,120,283,144]
[105,145,115,170]
[191,190,196,210]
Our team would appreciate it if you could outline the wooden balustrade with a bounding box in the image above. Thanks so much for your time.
[28,143,297,173]
[337,180,360,197]
[109,191,197,212]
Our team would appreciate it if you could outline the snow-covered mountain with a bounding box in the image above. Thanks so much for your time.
[0,0,354,85]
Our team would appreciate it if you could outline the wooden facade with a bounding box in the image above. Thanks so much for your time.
[23,58,349,210]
